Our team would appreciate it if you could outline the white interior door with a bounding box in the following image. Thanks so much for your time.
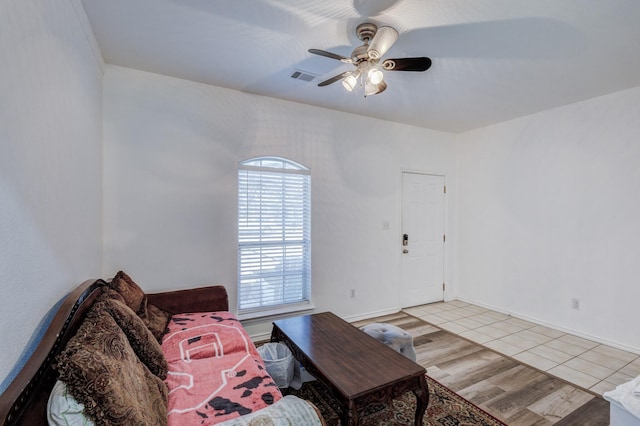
[400,173,445,307]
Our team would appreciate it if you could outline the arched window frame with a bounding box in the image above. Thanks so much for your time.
[237,156,312,318]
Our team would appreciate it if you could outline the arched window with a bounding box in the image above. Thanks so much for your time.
[237,157,311,317]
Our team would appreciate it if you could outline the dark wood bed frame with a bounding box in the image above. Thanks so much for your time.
[0,279,230,425]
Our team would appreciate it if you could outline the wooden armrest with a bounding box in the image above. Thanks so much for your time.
[146,285,229,314]
[0,279,106,426]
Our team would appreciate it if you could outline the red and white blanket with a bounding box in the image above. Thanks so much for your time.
[162,312,282,425]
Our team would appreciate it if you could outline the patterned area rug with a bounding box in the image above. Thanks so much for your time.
[265,310,608,425]
[284,374,506,425]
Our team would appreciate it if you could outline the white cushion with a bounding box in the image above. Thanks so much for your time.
[360,322,417,361]
[215,395,323,426]
[47,380,95,426]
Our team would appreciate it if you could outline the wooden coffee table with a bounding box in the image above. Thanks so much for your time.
[271,312,428,426]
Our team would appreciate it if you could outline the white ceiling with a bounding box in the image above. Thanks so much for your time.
[80,0,640,133]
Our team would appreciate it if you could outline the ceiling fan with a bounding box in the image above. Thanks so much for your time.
[309,22,432,96]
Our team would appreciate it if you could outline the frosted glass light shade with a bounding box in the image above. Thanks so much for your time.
[364,80,387,96]
[342,70,361,92]
[368,68,384,85]
[367,26,399,59]
[342,74,358,91]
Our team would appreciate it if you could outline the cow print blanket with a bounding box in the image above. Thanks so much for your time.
[162,312,282,425]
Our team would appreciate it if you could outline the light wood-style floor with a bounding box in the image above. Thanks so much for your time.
[351,302,632,425]
[404,300,640,396]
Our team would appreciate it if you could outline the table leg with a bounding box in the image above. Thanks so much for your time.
[413,375,429,426]
[343,400,359,426]
[270,326,281,343]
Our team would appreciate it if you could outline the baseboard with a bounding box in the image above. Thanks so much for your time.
[249,307,401,343]
[250,331,273,343]
[341,307,401,323]
[456,297,640,356]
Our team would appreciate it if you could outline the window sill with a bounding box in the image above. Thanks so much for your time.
[237,302,316,322]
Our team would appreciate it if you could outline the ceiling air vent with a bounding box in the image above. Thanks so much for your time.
[290,70,317,82]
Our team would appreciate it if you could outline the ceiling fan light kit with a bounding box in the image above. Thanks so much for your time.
[342,71,361,91]
[365,80,387,96]
[367,26,398,60]
[309,22,431,97]
[368,67,384,84]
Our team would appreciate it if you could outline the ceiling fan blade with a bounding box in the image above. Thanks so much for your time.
[317,71,351,87]
[382,57,432,72]
[367,26,398,59]
[308,49,352,62]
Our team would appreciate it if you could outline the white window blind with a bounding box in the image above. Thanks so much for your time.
[238,157,311,315]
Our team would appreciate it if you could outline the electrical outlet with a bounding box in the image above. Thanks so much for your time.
[571,298,580,310]
[350,289,355,298]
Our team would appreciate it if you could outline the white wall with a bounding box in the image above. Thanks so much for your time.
[457,86,640,352]
[0,0,103,389]
[102,65,457,337]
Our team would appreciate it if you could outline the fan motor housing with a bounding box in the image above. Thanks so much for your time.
[356,23,377,42]
[352,23,378,62]
[351,44,370,62]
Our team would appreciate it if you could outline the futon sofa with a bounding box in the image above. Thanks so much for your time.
[0,272,324,425]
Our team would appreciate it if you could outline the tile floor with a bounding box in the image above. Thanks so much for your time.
[403,300,640,396]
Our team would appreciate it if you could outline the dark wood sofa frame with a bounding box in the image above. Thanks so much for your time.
[0,279,230,425]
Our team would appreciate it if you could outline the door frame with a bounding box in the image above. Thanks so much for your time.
[397,169,449,308]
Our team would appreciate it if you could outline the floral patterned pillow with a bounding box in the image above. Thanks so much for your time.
[108,270,145,312]
[55,302,168,425]
[138,295,171,342]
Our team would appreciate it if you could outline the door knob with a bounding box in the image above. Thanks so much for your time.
[403,249,409,254]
